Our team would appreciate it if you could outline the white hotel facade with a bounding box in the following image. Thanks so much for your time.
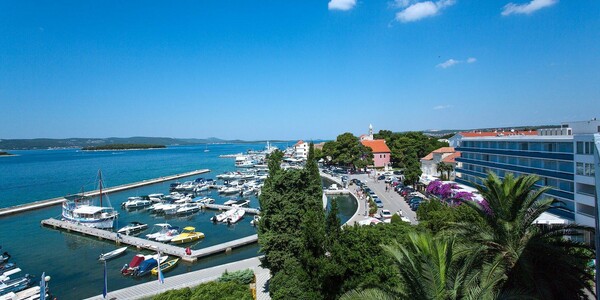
[454,119,600,242]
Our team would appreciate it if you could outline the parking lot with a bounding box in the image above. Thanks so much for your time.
[350,174,419,225]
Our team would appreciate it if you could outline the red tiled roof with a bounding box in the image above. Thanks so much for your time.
[421,153,434,160]
[442,151,461,163]
[460,131,537,137]
[361,139,390,153]
[295,140,305,146]
[432,147,455,153]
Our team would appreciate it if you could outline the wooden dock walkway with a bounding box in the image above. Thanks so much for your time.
[40,218,258,262]
[0,169,210,218]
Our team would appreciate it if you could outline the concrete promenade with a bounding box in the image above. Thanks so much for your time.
[0,169,210,218]
[84,257,269,300]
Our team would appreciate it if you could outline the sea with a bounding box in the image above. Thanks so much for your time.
[0,143,357,300]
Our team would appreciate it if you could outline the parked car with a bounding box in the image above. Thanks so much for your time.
[379,209,392,219]
[393,170,404,175]
[374,198,384,208]
[410,202,421,211]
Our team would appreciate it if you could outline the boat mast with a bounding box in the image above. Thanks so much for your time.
[98,170,103,207]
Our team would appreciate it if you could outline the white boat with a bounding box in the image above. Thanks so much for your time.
[62,170,119,229]
[161,204,180,215]
[224,199,250,207]
[219,186,241,194]
[175,181,195,191]
[154,227,181,242]
[194,184,209,192]
[99,246,128,261]
[250,215,261,226]
[211,209,235,223]
[193,197,214,205]
[174,195,193,204]
[146,224,180,241]
[121,197,152,209]
[176,203,200,215]
[224,209,245,224]
[117,222,148,235]
[148,193,164,202]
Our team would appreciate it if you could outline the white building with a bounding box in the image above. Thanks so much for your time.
[294,140,309,160]
[420,147,460,179]
[454,119,600,242]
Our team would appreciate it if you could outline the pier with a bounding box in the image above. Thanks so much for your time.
[41,218,258,262]
[0,169,210,218]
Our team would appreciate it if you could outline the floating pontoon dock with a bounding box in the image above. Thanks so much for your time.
[41,218,257,262]
[0,169,210,217]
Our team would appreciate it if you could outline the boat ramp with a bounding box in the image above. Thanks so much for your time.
[40,218,257,263]
[0,169,210,218]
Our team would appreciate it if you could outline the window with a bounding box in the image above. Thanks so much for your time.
[520,142,528,151]
[577,142,584,154]
[576,162,596,177]
[577,203,595,217]
[576,183,596,196]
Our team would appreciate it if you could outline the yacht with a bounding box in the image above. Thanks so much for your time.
[62,171,118,229]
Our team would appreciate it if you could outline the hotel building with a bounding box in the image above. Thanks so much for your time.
[454,120,600,240]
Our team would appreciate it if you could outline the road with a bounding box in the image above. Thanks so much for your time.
[350,174,419,224]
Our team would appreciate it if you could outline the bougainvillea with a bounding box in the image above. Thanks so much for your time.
[453,191,474,202]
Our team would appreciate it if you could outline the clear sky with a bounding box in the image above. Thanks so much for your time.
[1,0,599,140]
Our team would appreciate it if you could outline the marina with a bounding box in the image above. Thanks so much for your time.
[0,169,210,217]
[0,143,356,299]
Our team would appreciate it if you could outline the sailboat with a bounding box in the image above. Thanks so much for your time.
[61,170,119,229]
[204,144,209,153]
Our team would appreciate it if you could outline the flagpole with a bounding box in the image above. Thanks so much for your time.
[157,250,165,284]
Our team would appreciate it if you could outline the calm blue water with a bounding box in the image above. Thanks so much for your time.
[0,144,357,300]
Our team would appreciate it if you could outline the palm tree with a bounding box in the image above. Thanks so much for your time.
[340,232,498,300]
[436,163,454,180]
[457,172,595,299]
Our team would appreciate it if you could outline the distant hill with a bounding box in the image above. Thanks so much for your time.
[0,137,291,150]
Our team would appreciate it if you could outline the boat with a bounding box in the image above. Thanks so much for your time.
[0,252,10,264]
[224,199,250,207]
[0,266,20,278]
[250,215,261,226]
[160,204,180,215]
[121,197,152,209]
[219,186,241,194]
[121,254,145,275]
[148,193,164,202]
[0,274,32,296]
[194,184,209,192]
[170,227,205,244]
[224,209,245,224]
[0,263,17,275]
[146,224,178,240]
[151,258,180,276]
[61,170,119,229]
[117,222,148,235]
[98,247,128,261]
[211,209,235,223]
[192,197,214,205]
[176,203,200,215]
[134,258,158,277]
[154,226,181,243]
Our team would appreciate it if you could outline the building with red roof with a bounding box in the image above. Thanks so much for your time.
[359,124,391,168]
[420,147,459,179]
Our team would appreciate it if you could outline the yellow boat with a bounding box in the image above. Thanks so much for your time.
[151,258,180,275]
[170,226,205,244]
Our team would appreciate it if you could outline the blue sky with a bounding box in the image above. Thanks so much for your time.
[1,0,598,140]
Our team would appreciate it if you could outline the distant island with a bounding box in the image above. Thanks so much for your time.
[81,144,167,151]
[0,137,292,150]
[0,151,13,156]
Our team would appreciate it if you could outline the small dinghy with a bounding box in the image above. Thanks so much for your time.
[151,258,180,276]
[99,247,128,261]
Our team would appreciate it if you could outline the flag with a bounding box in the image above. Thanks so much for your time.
[40,272,46,300]
[103,261,108,299]
[157,252,164,284]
